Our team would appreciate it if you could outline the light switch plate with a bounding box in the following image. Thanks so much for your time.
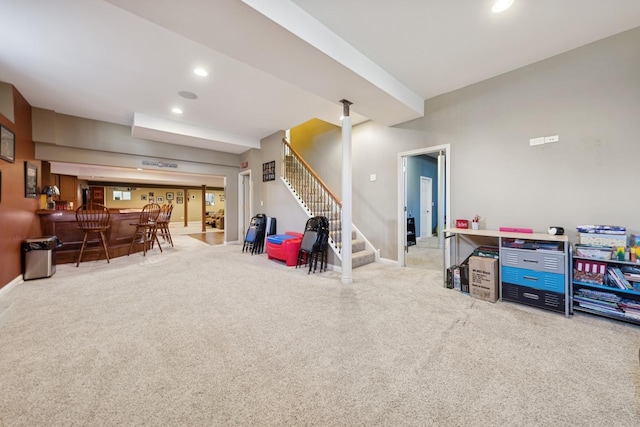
[544,135,559,143]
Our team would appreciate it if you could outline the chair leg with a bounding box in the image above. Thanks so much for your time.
[159,224,173,246]
[165,226,173,247]
[99,231,110,263]
[308,252,315,274]
[127,227,139,256]
[154,229,163,253]
[76,232,89,267]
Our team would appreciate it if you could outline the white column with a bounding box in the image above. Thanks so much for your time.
[340,100,353,284]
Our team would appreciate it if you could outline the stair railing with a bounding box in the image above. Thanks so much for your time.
[282,139,342,253]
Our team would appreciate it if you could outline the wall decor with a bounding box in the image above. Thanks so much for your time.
[24,162,38,198]
[0,125,15,163]
[91,186,105,204]
[177,191,183,197]
[156,196,164,203]
[141,194,147,201]
[176,196,183,204]
[166,192,174,200]
[148,191,154,197]
[262,160,275,182]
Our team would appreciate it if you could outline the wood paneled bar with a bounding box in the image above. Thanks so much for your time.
[37,209,145,264]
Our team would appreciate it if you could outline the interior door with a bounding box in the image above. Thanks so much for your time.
[420,176,433,238]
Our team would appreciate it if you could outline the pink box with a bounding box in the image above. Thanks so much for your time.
[499,227,533,233]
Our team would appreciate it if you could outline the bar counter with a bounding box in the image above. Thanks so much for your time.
[37,209,146,264]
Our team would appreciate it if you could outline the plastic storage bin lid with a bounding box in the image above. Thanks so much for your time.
[267,234,300,245]
[22,236,61,251]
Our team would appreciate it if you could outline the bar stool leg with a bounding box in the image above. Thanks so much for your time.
[99,231,110,263]
[77,232,89,267]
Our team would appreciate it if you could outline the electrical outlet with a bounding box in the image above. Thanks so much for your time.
[544,135,559,143]
[529,137,545,146]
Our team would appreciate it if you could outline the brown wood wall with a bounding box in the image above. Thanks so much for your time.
[0,86,41,289]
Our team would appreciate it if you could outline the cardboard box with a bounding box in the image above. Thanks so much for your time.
[469,256,499,303]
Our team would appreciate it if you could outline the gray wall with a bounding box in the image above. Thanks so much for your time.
[246,131,339,267]
[400,26,640,238]
[33,110,242,242]
[280,26,640,261]
[292,121,434,260]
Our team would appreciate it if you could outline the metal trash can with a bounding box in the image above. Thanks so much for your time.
[22,236,60,280]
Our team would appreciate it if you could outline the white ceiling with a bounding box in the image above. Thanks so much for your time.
[2,0,640,186]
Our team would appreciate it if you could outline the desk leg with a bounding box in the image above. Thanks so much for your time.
[443,233,456,287]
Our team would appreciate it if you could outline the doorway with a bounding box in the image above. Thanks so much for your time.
[238,170,252,241]
[397,144,450,270]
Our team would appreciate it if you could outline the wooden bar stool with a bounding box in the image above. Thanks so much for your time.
[128,203,162,256]
[75,203,111,267]
[156,204,174,247]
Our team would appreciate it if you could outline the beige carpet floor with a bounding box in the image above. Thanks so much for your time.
[0,233,639,426]
[406,236,443,271]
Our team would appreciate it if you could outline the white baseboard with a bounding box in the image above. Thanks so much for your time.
[0,275,22,300]
[0,275,20,329]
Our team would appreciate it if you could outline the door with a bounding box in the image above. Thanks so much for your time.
[420,176,432,238]
[238,170,252,239]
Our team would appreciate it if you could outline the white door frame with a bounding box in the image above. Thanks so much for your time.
[397,144,451,267]
[238,169,252,242]
[420,176,433,239]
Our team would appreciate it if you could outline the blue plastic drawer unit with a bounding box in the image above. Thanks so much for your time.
[501,266,564,293]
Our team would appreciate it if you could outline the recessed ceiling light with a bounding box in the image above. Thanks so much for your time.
[492,0,514,13]
[194,68,208,77]
[136,168,143,171]
[171,107,183,114]
[178,90,198,100]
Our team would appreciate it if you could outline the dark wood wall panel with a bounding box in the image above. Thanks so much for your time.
[0,86,41,288]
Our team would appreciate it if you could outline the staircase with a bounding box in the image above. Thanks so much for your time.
[282,139,376,269]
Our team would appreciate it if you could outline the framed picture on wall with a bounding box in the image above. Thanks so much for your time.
[176,191,183,197]
[176,196,183,204]
[157,196,164,203]
[166,192,174,200]
[24,162,38,198]
[0,125,15,163]
[262,160,275,182]
[141,194,147,201]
